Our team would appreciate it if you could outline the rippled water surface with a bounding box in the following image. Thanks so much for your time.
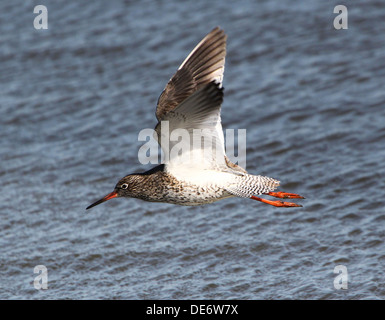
[1,0,385,299]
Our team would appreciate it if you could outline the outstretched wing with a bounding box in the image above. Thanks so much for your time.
[156,82,227,171]
[155,27,227,121]
[154,28,246,174]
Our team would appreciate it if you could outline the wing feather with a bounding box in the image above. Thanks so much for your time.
[155,82,226,170]
[155,27,226,121]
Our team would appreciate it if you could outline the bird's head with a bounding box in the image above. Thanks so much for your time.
[86,175,139,210]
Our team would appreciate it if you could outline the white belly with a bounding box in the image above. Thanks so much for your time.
[164,167,236,205]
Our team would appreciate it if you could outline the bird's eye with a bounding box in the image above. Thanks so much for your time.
[121,183,128,189]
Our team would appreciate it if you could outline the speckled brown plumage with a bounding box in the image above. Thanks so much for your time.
[113,164,232,206]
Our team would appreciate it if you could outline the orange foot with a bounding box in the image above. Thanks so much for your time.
[251,196,303,207]
[266,191,305,199]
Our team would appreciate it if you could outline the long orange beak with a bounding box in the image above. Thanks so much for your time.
[86,190,118,210]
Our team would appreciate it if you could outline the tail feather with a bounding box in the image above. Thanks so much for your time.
[226,174,280,198]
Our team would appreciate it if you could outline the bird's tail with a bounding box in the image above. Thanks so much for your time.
[225,174,280,198]
[226,173,304,207]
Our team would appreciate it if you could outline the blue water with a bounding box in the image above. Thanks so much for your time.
[1,0,385,299]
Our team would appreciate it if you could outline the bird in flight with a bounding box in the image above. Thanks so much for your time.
[86,27,304,210]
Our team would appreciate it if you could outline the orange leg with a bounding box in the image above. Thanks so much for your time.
[266,191,305,199]
[251,196,302,207]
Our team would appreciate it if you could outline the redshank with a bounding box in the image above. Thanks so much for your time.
[86,27,304,210]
